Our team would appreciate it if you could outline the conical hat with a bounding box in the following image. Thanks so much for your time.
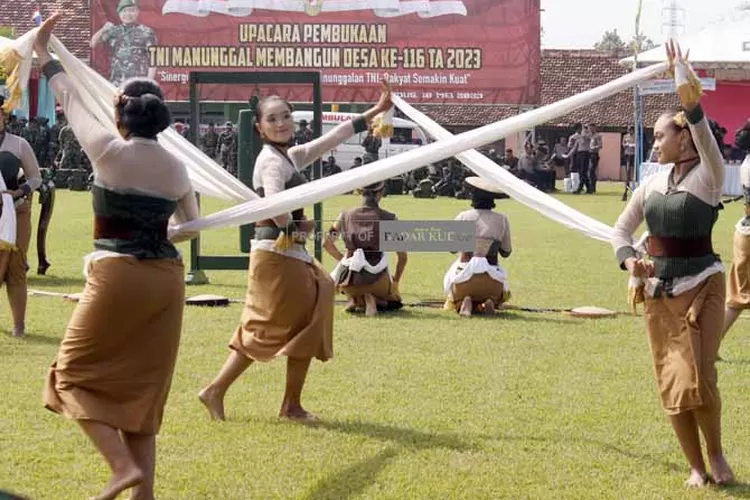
[464,176,506,195]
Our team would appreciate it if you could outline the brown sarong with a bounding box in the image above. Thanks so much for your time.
[727,231,750,309]
[44,256,185,435]
[446,273,509,312]
[339,271,401,307]
[643,272,724,415]
[230,249,334,362]
[0,198,32,286]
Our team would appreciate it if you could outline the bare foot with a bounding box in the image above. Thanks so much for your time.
[684,469,711,488]
[344,298,357,313]
[91,466,143,500]
[13,324,24,338]
[364,294,377,317]
[198,387,225,421]
[483,299,495,315]
[279,405,317,422]
[709,454,736,486]
[459,296,473,317]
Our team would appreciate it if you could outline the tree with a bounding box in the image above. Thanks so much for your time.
[594,29,627,54]
[630,33,657,53]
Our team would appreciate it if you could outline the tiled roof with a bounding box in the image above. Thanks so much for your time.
[415,50,678,129]
[540,49,678,128]
[413,104,523,129]
[0,1,90,60]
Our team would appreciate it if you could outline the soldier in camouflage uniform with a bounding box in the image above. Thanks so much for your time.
[200,122,219,159]
[38,117,52,168]
[50,111,66,169]
[216,122,237,175]
[58,124,87,171]
[22,118,48,168]
[90,0,157,86]
[7,114,23,136]
[293,120,314,146]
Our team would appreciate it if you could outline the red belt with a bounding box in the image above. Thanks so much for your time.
[94,216,167,240]
[647,236,713,258]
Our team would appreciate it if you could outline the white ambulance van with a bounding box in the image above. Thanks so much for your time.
[291,111,429,170]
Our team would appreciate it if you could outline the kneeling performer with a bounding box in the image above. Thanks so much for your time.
[324,181,407,316]
[444,176,512,316]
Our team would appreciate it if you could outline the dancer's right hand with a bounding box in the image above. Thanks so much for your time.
[625,257,653,279]
[34,12,62,61]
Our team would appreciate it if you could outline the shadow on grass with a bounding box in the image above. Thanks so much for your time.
[713,482,750,498]
[292,418,478,452]
[300,447,398,500]
[9,333,61,345]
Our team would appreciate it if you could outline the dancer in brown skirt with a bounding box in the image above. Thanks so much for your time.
[323,181,407,316]
[611,41,734,487]
[35,14,200,500]
[443,177,512,317]
[721,125,750,341]
[199,83,393,422]
[0,95,42,337]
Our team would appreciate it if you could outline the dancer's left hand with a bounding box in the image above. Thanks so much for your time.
[374,78,393,114]
[666,39,701,111]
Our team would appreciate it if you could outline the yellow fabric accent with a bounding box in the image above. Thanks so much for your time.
[273,232,293,252]
[673,111,688,128]
[372,112,394,139]
[675,60,703,111]
[0,46,24,113]
[628,281,645,315]
[0,240,18,252]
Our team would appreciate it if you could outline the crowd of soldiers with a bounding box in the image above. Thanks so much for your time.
[5,111,91,173]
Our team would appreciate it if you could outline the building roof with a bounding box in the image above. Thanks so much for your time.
[0,1,90,61]
[418,49,678,129]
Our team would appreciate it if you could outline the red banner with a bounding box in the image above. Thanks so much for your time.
[90,0,540,105]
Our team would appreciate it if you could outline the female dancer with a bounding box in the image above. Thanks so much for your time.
[443,176,512,317]
[611,41,734,487]
[324,180,407,316]
[199,85,392,422]
[0,95,41,337]
[36,14,200,500]
[721,121,750,340]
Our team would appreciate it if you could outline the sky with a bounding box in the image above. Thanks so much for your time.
[540,0,747,49]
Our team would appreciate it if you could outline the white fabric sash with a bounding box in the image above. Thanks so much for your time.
[443,256,508,295]
[5,26,664,250]
[0,173,17,250]
[172,62,669,235]
[330,248,388,282]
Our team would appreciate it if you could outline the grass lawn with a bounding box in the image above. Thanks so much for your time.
[1,181,749,499]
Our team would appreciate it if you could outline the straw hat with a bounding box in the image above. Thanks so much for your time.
[464,176,506,195]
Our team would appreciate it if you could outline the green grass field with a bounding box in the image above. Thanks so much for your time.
[1,182,749,499]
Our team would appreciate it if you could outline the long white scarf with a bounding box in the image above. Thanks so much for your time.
[1,26,667,249]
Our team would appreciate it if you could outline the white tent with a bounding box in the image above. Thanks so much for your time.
[620,3,750,68]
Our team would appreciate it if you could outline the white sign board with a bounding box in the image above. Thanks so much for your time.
[638,78,716,95]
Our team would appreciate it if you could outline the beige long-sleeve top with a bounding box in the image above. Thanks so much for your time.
[455,208,512,258]
[252,117,367,228]
[44,61,199,230]
[610,106,724,296]
[0,132,41,193]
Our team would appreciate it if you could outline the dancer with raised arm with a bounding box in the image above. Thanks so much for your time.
[611,41,735,487]
[199,83,392,422]
[36,13,200,500]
